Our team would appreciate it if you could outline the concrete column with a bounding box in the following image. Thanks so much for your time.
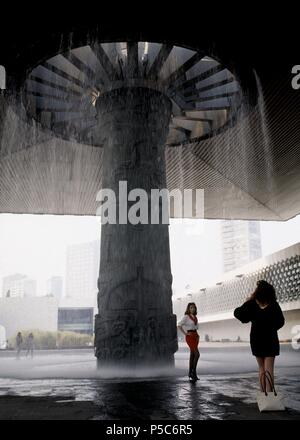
[94,87,178,368]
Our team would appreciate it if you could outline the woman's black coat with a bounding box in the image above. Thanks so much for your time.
[234,299,285,357]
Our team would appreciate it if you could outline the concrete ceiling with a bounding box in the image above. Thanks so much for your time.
[0,14,299,221]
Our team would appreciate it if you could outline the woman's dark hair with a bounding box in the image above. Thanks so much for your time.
[250,280,277,304]
[184,302,197,315]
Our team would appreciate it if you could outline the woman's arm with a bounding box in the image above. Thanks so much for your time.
[272,302,285,330]
[234,299,255,323]
[177,316,188,336]
[177,325,187,336]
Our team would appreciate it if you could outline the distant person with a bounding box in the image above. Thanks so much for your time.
[177,302,200,382]
[234,280,285,392]
[26,333,34,358]
[16,332,23,359]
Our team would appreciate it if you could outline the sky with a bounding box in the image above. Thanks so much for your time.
[1,213,300,298]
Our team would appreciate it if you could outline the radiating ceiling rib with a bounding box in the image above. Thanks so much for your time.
[64,52,98,84]
[195,77,236,94]
[43,62,86,90]
[126,42,139,78]
[29,76,82,97]
[92,44,121,81]
[173,64,224,93]
[148,44,173,78]
[195,91,239,103]
[163,52,205,87]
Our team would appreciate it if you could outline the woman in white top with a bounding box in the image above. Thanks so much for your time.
[177,302,200,381]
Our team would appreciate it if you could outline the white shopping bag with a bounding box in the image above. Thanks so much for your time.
[257,391,285,412]
[256,371,285,412]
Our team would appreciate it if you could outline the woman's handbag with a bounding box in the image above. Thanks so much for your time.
[256,371,285,412]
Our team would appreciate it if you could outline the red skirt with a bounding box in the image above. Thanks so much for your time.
[185,332,199,351]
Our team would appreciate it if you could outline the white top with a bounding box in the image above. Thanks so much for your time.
[177,314,199,331]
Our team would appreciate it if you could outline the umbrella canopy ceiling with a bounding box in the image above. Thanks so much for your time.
[0,21,299,221]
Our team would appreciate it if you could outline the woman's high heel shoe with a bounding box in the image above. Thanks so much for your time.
[192,370,199,380]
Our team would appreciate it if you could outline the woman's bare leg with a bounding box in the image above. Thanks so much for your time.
[256,357,265,391]
[264,357,275,392]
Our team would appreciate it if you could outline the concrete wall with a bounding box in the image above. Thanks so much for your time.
[0,297,58,338]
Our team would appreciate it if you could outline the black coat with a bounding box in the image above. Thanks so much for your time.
[234,299,285,357]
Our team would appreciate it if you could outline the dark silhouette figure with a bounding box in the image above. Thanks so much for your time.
[26,333,34,358]
[234,280,285,392]
[15,332,23,359]
[177,302,200,382]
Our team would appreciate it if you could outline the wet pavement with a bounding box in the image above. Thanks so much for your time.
[0,344,299,420]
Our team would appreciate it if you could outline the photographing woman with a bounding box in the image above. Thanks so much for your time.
[234,280,285,391]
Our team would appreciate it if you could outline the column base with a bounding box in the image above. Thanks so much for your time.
[94,312,178,369]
